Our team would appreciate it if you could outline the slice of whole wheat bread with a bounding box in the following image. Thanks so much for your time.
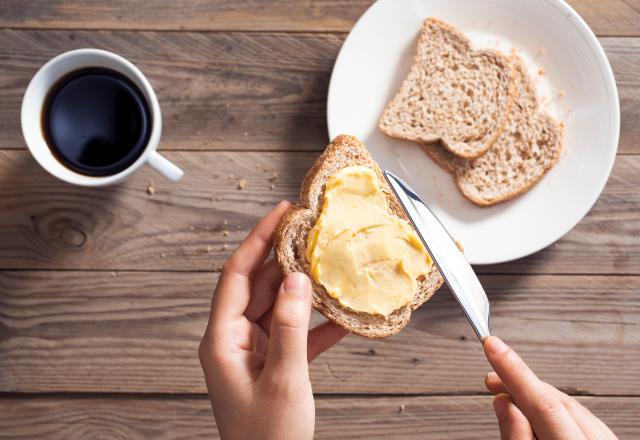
[274,135,443,338]
[379,18,515,159]
[423,58,564,206]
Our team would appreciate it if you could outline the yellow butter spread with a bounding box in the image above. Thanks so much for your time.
[306,166,432,317]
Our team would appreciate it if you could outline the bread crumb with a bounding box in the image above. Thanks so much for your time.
[237,179,246,190]
[243,131,248,137]
[222,244,229,251]
[558,90,566,98]
[270,183,275,191]
[455,241,465,252]
[228,174,234,179]
[111,271,117,277]
[398,404,405,414]
[206,245,212,253]
[224,103,230,109]
[539,46,546,56]
[146,182,155,195]
[217,136,224,141]
[223,220,228,225]
[269,171,279,182]
[537,68,545,76]
[161,252,166,258]
[222,230,229,237]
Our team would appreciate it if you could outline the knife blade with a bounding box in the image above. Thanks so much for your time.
[384,170,491,341]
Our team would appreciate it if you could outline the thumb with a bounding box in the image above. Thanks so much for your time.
[265,272,312,374]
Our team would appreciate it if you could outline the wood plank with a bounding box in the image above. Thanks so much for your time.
[1,271,638,394]
[1,31,638,153]
[0,151,638,274]
[606,37,640,154]
[0,395,637,439]
[0,0,637,36]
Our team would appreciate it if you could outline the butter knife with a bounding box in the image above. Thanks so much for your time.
[384,171,491,342]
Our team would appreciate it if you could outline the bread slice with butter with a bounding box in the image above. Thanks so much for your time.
[274,135,443,338]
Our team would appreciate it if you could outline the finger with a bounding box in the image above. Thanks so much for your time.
[483,336,587,440]
[499,378,617,439]
[264,272,312,375]
[493,394,535,440]
[486,372,509,395]
[257,308,273,335]
[554,390,619,439]
[245,260,283,322]
[307,321,348,362]
[250,321,269,358]
[212,201,290,321]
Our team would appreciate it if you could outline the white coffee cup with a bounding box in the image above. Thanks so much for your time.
[21,48,183,186]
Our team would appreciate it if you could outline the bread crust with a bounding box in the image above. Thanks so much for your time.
[274,135,443,338]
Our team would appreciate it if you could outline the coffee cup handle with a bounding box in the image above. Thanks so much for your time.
[147,151,184,182]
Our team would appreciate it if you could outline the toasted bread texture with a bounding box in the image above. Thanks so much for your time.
[274,135,443,338]
[423,59,564,206]
[379,18,514,159]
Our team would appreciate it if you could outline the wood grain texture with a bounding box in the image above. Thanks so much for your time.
[1,271,638,394]
[0,395,637,439]
[0,151,638,274]
[0,0,638,36]
[0,31,638,153]
[606,37,640,154]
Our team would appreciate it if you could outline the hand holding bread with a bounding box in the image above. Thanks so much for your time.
[199,202,346,440]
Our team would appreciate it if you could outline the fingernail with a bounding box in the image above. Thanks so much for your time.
[493,396,509,421]
[485,336,509,356]
[283,272,309,297]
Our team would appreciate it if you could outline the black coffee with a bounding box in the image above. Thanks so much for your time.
[42,67,151,176]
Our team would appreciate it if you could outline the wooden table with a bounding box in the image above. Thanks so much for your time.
[0,1,638,438]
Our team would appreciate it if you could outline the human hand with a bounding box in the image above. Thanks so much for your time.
[198,201,347,440]
[483,336,618,440]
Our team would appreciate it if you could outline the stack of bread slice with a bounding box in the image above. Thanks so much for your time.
[380,18,563,206]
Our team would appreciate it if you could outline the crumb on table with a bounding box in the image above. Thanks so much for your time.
[237,179,246,190]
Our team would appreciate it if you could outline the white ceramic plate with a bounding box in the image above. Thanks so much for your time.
[327,0,619,265]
